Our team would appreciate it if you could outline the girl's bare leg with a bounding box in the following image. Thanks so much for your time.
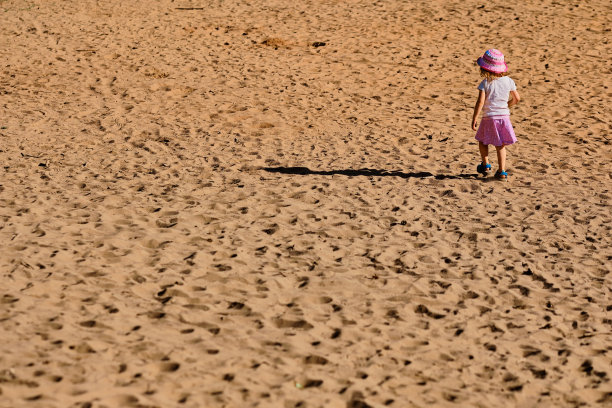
[479,142,489,165]
[495,144,506,171]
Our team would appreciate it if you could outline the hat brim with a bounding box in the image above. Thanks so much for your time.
[477,57,508,73]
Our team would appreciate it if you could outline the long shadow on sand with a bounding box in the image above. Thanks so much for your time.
[263,166,478,180]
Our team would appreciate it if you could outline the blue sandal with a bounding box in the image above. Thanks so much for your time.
[477,162,491,175]
[495,170,509,180]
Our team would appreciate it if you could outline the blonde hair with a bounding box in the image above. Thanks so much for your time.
[480,67,507,81]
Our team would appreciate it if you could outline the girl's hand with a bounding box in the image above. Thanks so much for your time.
[472,90,485,132]
[508,90,521,108]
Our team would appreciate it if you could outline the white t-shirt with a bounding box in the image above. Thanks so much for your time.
[477,76,517,117]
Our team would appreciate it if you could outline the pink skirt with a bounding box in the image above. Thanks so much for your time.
[475,116,517,146]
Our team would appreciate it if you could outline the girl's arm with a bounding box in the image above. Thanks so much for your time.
[471,90,485,131]
[508,90,521,108]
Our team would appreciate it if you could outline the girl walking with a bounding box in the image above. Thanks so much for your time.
[471,49,521,180]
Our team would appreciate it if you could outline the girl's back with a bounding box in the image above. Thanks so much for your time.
[478,76,516,117]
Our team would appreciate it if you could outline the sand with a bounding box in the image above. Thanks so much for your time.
[0,0,610,407]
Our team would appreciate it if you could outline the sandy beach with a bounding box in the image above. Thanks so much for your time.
[0,0,610,406]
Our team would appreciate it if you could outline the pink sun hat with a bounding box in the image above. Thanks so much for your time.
[477,49,508,73]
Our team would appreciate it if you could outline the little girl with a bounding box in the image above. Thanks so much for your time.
[471,49,521,180]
